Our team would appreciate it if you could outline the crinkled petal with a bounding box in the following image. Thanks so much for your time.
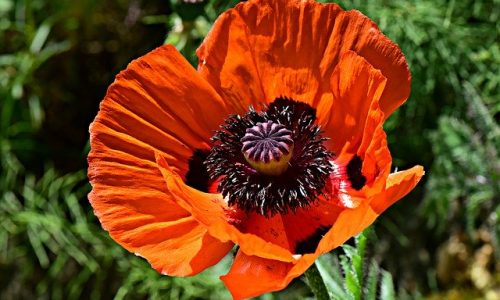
[88,45,234,276]
[281,198,343,254]
[371,166,425,214]
[233,198,343,255]
[197,0,410,117]
[322,51,392,209]
[322,50,387,156]
[221,251,294,299]
[156,154,296,263]
[221,202,379,299]
[316,202,379,253]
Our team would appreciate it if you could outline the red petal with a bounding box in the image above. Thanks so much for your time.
[197,0,410,117]
[316,202,379,253]
[322,51,387,155]
[281,198,343,253]
[88,158,233,275]
[221,251,294,299]
[88,45,234,275]
[322,51,391,209]
[221,202,379,299]
[371,166,425,214]
[156,154,297,263]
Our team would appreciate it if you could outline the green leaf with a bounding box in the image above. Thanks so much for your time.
[380,271,396,300]
[364,262,380,300]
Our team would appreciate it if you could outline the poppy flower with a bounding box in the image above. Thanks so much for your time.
[88,0,424,298]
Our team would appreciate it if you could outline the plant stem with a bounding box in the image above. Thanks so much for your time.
[305,262,329,300]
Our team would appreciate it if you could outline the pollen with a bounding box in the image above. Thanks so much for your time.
[241,121,294,176]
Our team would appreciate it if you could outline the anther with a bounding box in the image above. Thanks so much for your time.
[241,121,294,176]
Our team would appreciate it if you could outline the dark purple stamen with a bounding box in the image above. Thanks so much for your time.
[205,97,333,216]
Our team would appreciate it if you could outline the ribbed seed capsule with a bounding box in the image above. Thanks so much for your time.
[241,121,294,176]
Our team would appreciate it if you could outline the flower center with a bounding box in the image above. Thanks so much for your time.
[241,121,294,176]
[205,98,333,216]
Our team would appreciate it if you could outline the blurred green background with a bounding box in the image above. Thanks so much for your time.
[0,0,498,299]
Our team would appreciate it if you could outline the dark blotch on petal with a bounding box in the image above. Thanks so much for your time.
[185,149,210,192]
[347,155,366,190]
[295,225,332,254]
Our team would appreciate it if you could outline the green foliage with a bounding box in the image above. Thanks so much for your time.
[315,230,420,300]
[164,0,241,64]
[422,82,499,242]
[0,0,69,167]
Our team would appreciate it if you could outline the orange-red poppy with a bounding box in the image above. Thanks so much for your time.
[88,0,424,298]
